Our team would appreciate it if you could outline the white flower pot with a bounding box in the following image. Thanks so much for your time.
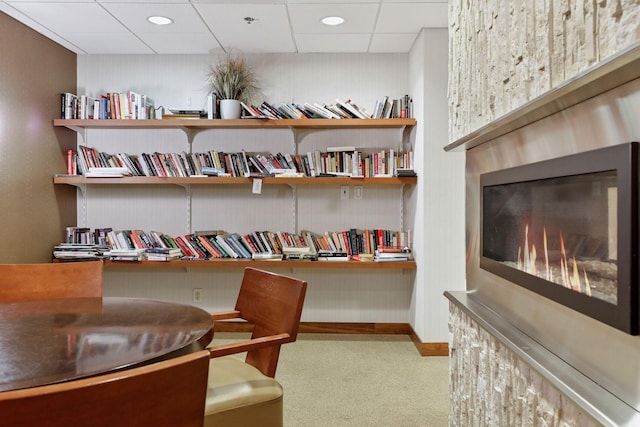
[220,99,242,119]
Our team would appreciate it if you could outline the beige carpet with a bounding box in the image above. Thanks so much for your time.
[213,333,450,427]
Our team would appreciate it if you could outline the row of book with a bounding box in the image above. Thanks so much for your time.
[70,145,415,178]
[61,91,154,120]
[56,227,413,262]
[241,98,372,120]
[241,96,413,120]
[371,95,413,119]
[62,92,412,121]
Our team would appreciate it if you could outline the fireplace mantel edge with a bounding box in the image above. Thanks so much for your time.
[444,41,640,153]
[444,290,640,426]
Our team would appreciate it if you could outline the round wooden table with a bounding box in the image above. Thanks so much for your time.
[0,297,213,392]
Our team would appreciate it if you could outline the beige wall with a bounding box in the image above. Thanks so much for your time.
[0,12,77,262]
[448,0,640,141]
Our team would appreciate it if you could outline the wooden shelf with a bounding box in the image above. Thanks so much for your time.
[104,259,416,270]
[54,118,416,131]
[54,175,416,186]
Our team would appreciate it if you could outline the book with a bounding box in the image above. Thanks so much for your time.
[207,92,217,119]
[326,146,356,152]
[104,248,146,261]
[336,99,369,119]
[395,168,417,177]
[251,253,283,260]
[317,251,350,261]
[283,253,318,261]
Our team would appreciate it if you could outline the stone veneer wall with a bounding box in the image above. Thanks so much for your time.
[448,0,640,141]
[448,303,600,427]
[448,2,638,425]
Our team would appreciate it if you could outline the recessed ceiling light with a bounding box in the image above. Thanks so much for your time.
[321,16,345,26]
[147,16,173,26]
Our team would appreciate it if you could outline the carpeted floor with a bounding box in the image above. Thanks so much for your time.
[213,333,450,427]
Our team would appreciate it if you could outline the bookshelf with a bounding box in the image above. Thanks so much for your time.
[53,118,415,129]
[54,175,416,186]
[104,259,416,270]
[53,118,417,271]
[53,118,415,143]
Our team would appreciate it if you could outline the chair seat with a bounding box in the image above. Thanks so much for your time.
[204,356,283,427]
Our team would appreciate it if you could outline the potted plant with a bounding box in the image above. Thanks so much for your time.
[207,53,259,119]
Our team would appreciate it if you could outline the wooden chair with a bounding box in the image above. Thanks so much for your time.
[204,267,307,427]
[0,349,210,427]
[0,261,103,301]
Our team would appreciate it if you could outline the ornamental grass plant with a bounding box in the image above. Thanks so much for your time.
[207,53,259,103]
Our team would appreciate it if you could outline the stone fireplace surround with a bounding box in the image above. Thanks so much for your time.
[445,42,640,426]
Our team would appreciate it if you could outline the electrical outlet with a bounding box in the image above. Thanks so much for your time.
[340,185,349,200]
[192,288,203,303]
[354,186,363,199]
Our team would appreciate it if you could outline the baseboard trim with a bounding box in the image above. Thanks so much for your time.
[214,321,449,357]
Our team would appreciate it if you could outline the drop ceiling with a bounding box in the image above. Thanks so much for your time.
[0,0,448,54]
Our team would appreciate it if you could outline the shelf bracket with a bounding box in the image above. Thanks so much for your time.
[288,184,298,233]
[402,125,415,148]
[184,184,192,232]
[179,127,199,145]
[290,127,314,146]
[76,184,88,227]
[399,183,405,232]
[67,125,87,144]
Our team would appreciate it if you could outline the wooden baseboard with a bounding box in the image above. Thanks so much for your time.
[214,321,449,357]
[406,325,449,357]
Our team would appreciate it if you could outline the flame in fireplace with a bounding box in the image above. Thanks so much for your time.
[517,225,592,295]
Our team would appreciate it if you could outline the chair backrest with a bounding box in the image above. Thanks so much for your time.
[0,261,103,301]
[236,267,307,377]
[0,349,210,427]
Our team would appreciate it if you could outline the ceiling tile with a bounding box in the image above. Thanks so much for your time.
[288,3,379,33]
[376,3,448,32]
[99,0,190,3]
[214,31,296,53]
[369,33,417,53]
[60,32,154,54]
[295,33,371,53]
[194,4,289,33]
[5,0,94,3]
[192,0,285,3]
[287,0,374,3]
[138,32,221,54]
[382,0,447,3]
[101,3,209,33]
[6,2,127,33]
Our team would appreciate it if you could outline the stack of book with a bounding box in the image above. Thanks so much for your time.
[251,253,283,261]
[144,247,182,261]
[84,167,130,178]
[317,250,349,261]
[104,248,146,261]
[282,245,317,261]
[374,247,413,262]
[164,109,206,119]
[395,168,417,177]
[52,243,110,260]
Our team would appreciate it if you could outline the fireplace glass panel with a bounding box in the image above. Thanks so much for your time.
[483,171,618,305]
[480,142,637,334]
